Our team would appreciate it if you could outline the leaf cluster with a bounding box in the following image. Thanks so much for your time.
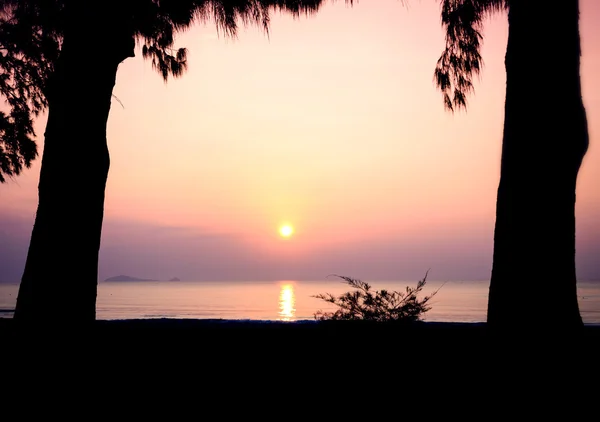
[137,0,325,81]
[434,0,506,112]
[313,271,440,323]
[0,0,62,182]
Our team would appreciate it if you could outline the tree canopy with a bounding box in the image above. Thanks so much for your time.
[0,0,325,182]
[3,0,510,182]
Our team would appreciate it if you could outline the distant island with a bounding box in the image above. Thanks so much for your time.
[169,277,181,281]
[104,275,158,282]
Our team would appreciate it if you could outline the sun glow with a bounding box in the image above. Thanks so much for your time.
[279,224,294,238]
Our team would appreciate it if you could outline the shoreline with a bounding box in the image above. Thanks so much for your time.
[4,318,600,371]
[3,316,600,331]
[2,315,600,324]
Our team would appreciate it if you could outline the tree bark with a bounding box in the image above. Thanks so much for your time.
[487,0,588,330]
[14,3,135,324]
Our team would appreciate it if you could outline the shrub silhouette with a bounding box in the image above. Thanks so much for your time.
[313,272,439,322]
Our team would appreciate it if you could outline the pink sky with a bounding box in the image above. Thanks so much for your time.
[1,0,599,282]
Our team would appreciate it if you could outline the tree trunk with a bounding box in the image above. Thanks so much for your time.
[14,4,135,324]
[487,0,588,330]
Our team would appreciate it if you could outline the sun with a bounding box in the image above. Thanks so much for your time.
[279,224,294,238]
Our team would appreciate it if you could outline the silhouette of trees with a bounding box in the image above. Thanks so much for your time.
[8,0,325,323]
[434,0,587,329]
[6,0,588,329]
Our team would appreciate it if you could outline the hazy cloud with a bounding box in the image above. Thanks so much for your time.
[1,211,599,283]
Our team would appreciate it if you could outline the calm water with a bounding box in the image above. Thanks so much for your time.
[1,280,600,324]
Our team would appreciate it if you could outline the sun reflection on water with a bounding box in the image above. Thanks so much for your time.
[278,283,296,321]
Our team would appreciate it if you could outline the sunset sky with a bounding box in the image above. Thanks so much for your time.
[1,0,599,282]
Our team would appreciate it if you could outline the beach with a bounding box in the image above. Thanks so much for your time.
[3,317,600,346]
[3,316,599,411]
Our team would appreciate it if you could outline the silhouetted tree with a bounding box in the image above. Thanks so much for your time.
[9,0,325,323]
[434,0,587,329]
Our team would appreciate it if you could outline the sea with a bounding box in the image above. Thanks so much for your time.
[1,279,600,324]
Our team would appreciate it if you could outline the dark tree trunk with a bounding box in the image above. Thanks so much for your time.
[487,0,588,330]
[14,3,135,324]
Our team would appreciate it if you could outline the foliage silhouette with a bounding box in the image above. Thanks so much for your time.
[0,0,327,182]
[433,0,505,111]
[313,272,439,323]
[0,0,61,182]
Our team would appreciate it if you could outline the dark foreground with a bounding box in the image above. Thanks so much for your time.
[3,318,600,353]
[2,318,599,413]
